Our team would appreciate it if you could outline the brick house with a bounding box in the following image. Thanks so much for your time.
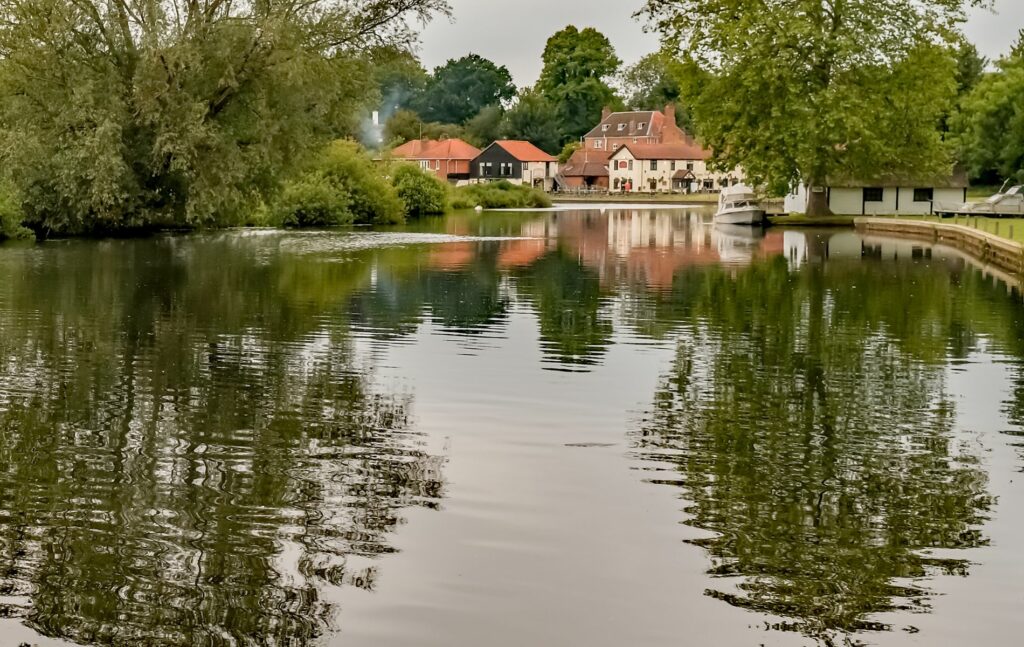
[560,104,692,190]
[391,138,481,182]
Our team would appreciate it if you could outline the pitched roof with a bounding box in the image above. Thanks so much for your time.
[585,111,665,139]
[392,138,481,160]
[492,140,558,162]
[561,148,610,178]
[611,140,711,161]
[421,138,481,160]
[391,139,430,157]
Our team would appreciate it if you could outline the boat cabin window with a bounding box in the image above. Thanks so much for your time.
[863,187,884,202]
[913,188,933,202]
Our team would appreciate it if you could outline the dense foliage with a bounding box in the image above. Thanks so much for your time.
[450,181,552,210]
[276,140,404,227]
[501,91,563,154]
[392,164,448,216]
[0,0,449,235]
[619,52,692,130]
[412,54,516,124]
[640,0,985,215]
[0,183,31,240]
[536,26,622,144]
[954,36,1024,184]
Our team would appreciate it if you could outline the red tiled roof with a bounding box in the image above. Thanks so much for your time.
[612,140,711,161]
[562,148,610,178]
[493,140,558,162]
[421,139,481,160]
[392,138,481,161]
[391,139,429,157]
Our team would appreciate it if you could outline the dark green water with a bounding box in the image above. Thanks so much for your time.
[0,208,1022,646]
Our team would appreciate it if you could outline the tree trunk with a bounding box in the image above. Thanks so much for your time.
[805,182,833,217]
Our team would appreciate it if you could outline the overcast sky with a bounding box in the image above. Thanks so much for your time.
[419,0,1024,86]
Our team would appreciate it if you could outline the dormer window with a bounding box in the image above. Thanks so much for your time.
[601,124,610,131]
[617,124,626,131]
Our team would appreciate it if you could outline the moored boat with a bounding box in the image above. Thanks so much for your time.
[714,184,767,225]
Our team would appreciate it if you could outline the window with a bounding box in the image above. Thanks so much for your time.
[435,160,440,170]
[686,162,694,171]
[913,188,934,202]
[638,122,646,130]
[500,162,513,176]
[670,161,676,171]
[612,143,620,150]
[650,160,658,171]
[523,163,529,172]
[628,160,634,171]
[420,161,430,170]
[594,140,603,150]
[863,187,884,202]
[602,124,610,131]
[617,124,626,131]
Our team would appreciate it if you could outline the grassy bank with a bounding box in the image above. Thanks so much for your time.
[773,211,1024,245]
[769,214,857,227]
[452,182,552,209]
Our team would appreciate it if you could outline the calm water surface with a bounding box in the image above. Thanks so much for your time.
[0,208,1022,646]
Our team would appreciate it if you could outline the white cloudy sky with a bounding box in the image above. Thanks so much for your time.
[419,0,1024,85]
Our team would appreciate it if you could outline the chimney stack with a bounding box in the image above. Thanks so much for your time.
[601,106,612,121]
[664,103,675,124]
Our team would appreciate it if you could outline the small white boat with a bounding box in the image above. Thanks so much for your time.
[934,184,1024,217]
[715,184,767,225]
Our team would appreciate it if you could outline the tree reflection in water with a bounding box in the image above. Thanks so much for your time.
[0,237,445,645]
[633,258,994,644]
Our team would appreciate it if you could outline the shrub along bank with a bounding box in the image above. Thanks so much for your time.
[0,184,31,241]
[450,181,553,210]
[272,140,448,228]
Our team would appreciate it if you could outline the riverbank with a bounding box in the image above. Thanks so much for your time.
[856,217,1024,276]
[553,193,719,204]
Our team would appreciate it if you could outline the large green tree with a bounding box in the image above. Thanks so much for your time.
[0,0,449,235]
[954,45,1024,184]
[413,54,516,124]
[501,90,563,154]
[536,26,622,143]
[619,51,692,130]
[639,0,986,215]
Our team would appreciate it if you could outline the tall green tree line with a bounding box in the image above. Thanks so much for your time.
[954,30,1024,185]
[640,0,989,215]
[0,0,450,235]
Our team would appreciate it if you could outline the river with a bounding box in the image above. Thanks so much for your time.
[0,207,1022,646]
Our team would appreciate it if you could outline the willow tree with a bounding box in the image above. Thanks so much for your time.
[639,0,988,215]
[0,0,449,234]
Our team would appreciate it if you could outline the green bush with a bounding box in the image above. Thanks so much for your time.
[451,180,553,210]
[392,164,448,217]
[0,184,31,241]
[273,140,405,227]
[274,174,353,227]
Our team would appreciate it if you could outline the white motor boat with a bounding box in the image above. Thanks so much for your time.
[715,184,767,225]
[934,184,1024,217]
